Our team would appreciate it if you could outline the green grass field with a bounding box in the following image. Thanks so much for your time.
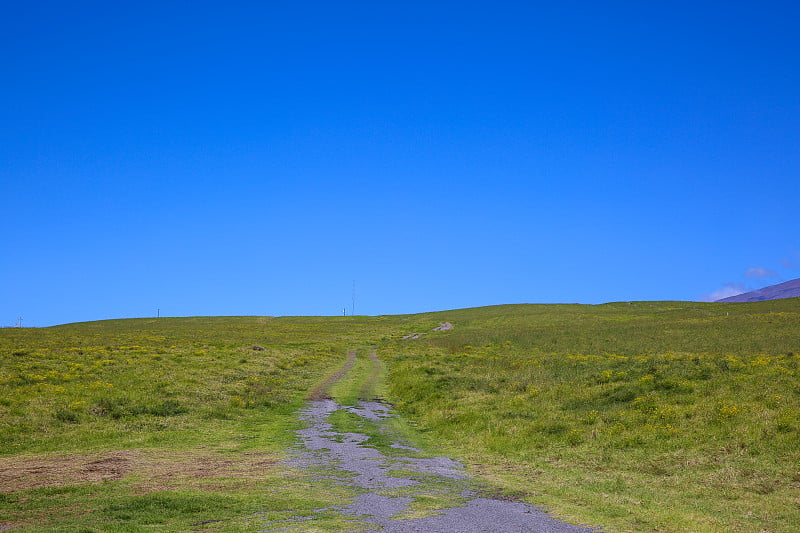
[381,300,800,532]
[1,300,798,531]
[0,316,397,531]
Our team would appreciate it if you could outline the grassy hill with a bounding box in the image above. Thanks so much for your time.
[0,316,402,531]
[380,300,800,532]
[1,300,798,531]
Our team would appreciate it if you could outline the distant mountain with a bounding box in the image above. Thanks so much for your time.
[717,277,800,302]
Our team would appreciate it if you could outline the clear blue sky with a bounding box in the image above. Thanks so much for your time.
[2,1,799,326]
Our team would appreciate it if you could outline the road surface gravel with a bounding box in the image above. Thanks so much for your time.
[261,398,601,532]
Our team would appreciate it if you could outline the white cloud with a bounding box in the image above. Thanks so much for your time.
[745,267,777,279]
[701,284,746,302]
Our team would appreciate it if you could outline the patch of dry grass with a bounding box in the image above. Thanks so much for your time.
[0,448,278,493]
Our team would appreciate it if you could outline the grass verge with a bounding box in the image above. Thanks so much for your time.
[380,300,800,532]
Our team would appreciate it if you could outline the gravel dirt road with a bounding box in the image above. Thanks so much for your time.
[261,343,602,532]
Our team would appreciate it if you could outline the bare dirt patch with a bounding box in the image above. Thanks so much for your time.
[135,450,278,493]
[0,449,277,493]
[0,451,138,491]
[403,322,453,340]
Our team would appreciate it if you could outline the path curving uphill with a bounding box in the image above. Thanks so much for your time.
[262,348,602,532]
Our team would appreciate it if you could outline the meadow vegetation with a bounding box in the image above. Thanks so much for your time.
[381,300,800,532]
[0,316,396,531]
[1,300,798,531]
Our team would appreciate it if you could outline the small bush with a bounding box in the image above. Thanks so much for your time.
[93,397,186,418]
[93,397,133,419]
[53,408,81,423]
[145,399,186,417]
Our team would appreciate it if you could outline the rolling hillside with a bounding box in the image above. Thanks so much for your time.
[717,277,800,302]
[1,300,799,532]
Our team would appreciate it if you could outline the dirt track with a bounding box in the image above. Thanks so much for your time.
[261,345,602,532]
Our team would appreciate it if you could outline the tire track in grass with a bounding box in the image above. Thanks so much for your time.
[306,350,357,401]
[358,350,384,403]
[262,348,603,532]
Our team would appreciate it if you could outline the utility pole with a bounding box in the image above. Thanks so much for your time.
[351,280,356,317]
[16,317,23,328]
[157,308,160,318]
